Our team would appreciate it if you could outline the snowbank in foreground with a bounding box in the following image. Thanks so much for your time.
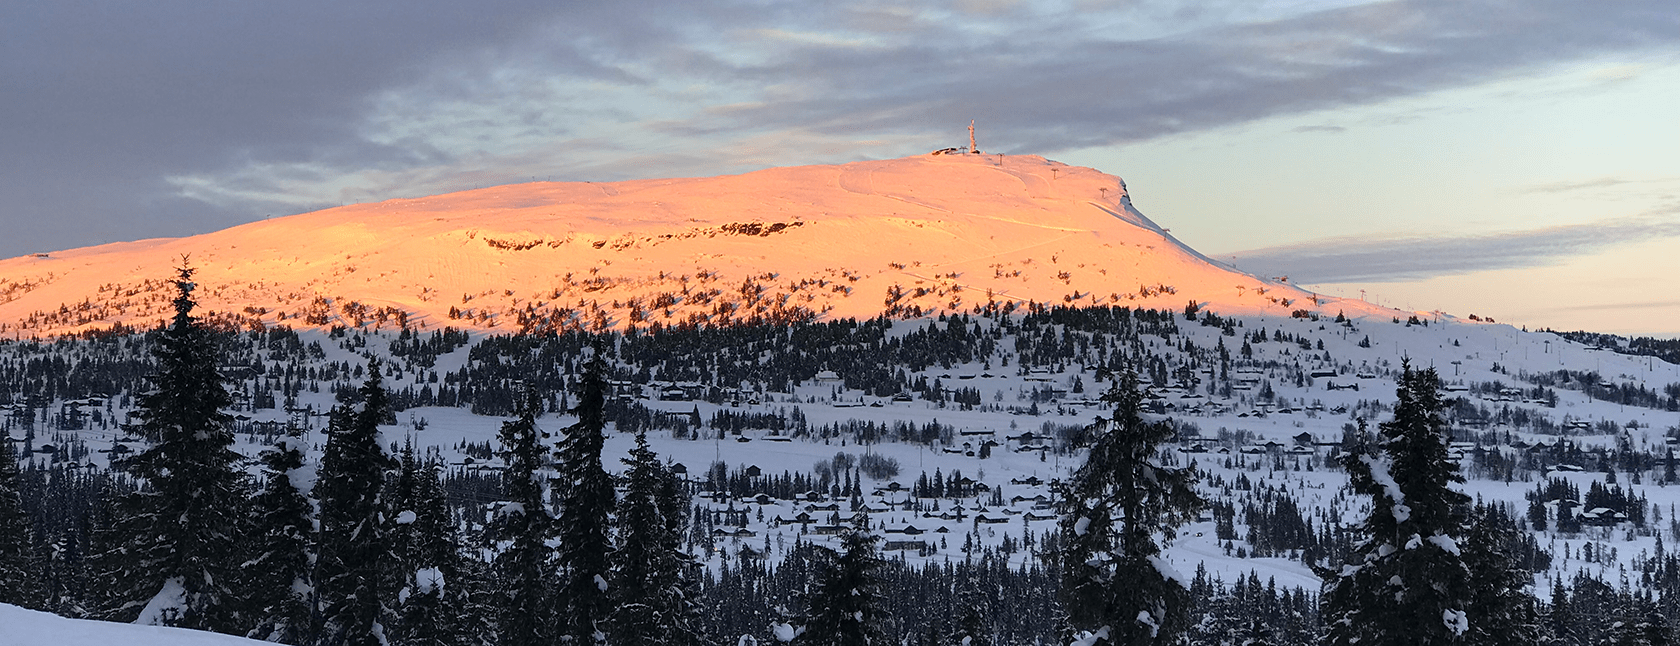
[0,603,270,646]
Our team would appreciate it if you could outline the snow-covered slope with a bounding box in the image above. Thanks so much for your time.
[0,603,271,646]
[0,153,1385,336]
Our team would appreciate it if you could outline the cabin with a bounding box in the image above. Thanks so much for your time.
[883,540,930,552]
[777,512,815,526]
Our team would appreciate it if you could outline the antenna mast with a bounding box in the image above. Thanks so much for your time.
[969,120,977,154]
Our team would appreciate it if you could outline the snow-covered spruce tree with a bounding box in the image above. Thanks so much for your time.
[555,348,617,645]
[1056,368,1202,645]
[1321,364,1472,646]
[1541,578,1573,646]
[242,431,316,643]
[1632,610,1673,646]
[1234,617,1274,646]
[0,438,40,607]
[388,443,466,646]
[314,360,396,646]
[1461,503,1540,646]
[610,431,707,646]
[493,386,556,646]
[84,479,136,617]
[105,265,248,632]
[951,566,993,646]
[803,513,890,646]
[655,456,708,646]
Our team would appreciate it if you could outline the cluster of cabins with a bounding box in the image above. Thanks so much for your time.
[697,474,1061,553]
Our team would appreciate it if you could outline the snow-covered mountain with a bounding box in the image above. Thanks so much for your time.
[0,153,1386,337]
[11,152,1680,644]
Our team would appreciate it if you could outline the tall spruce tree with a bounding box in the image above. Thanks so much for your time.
[610,431,706,646]
[0,438,39,607]
[105,265,247,631]
[1542,577,1574,646]
[555,348,617,645]
[494,385,555,646]
[951,566,993,646]
[243,432,316,643]
[388,443,464,646]
[1461,503,1541,646]
[314,360,396,646]
[1056,368,1203,645]
[1322,364,1473,646]
[655,455,708,646]
[803,514,889,646]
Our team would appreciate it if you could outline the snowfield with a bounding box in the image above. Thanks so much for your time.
[0,603,272,645]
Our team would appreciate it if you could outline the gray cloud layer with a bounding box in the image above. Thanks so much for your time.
[1226,215,1680,284]
[3,0,1677,258]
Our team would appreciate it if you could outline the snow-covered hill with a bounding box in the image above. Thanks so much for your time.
[0,153,1386,337]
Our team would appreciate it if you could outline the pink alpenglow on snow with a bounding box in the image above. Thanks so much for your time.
[0,154,1394,338]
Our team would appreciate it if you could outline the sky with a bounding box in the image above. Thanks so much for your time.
[4,0,1678,335]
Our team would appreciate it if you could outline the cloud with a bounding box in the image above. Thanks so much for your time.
[1517,176,1680,197]
[1553,300,1680,312]
[674,0,1680,151]
[0,0,613,254]
[4,0,1678,258]
[1225,215,1680,283]
[1521,177,1641,194]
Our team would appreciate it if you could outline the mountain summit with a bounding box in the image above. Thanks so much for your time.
[0,153,1364,336]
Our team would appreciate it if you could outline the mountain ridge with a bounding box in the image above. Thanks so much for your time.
[0,153,1393,337]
